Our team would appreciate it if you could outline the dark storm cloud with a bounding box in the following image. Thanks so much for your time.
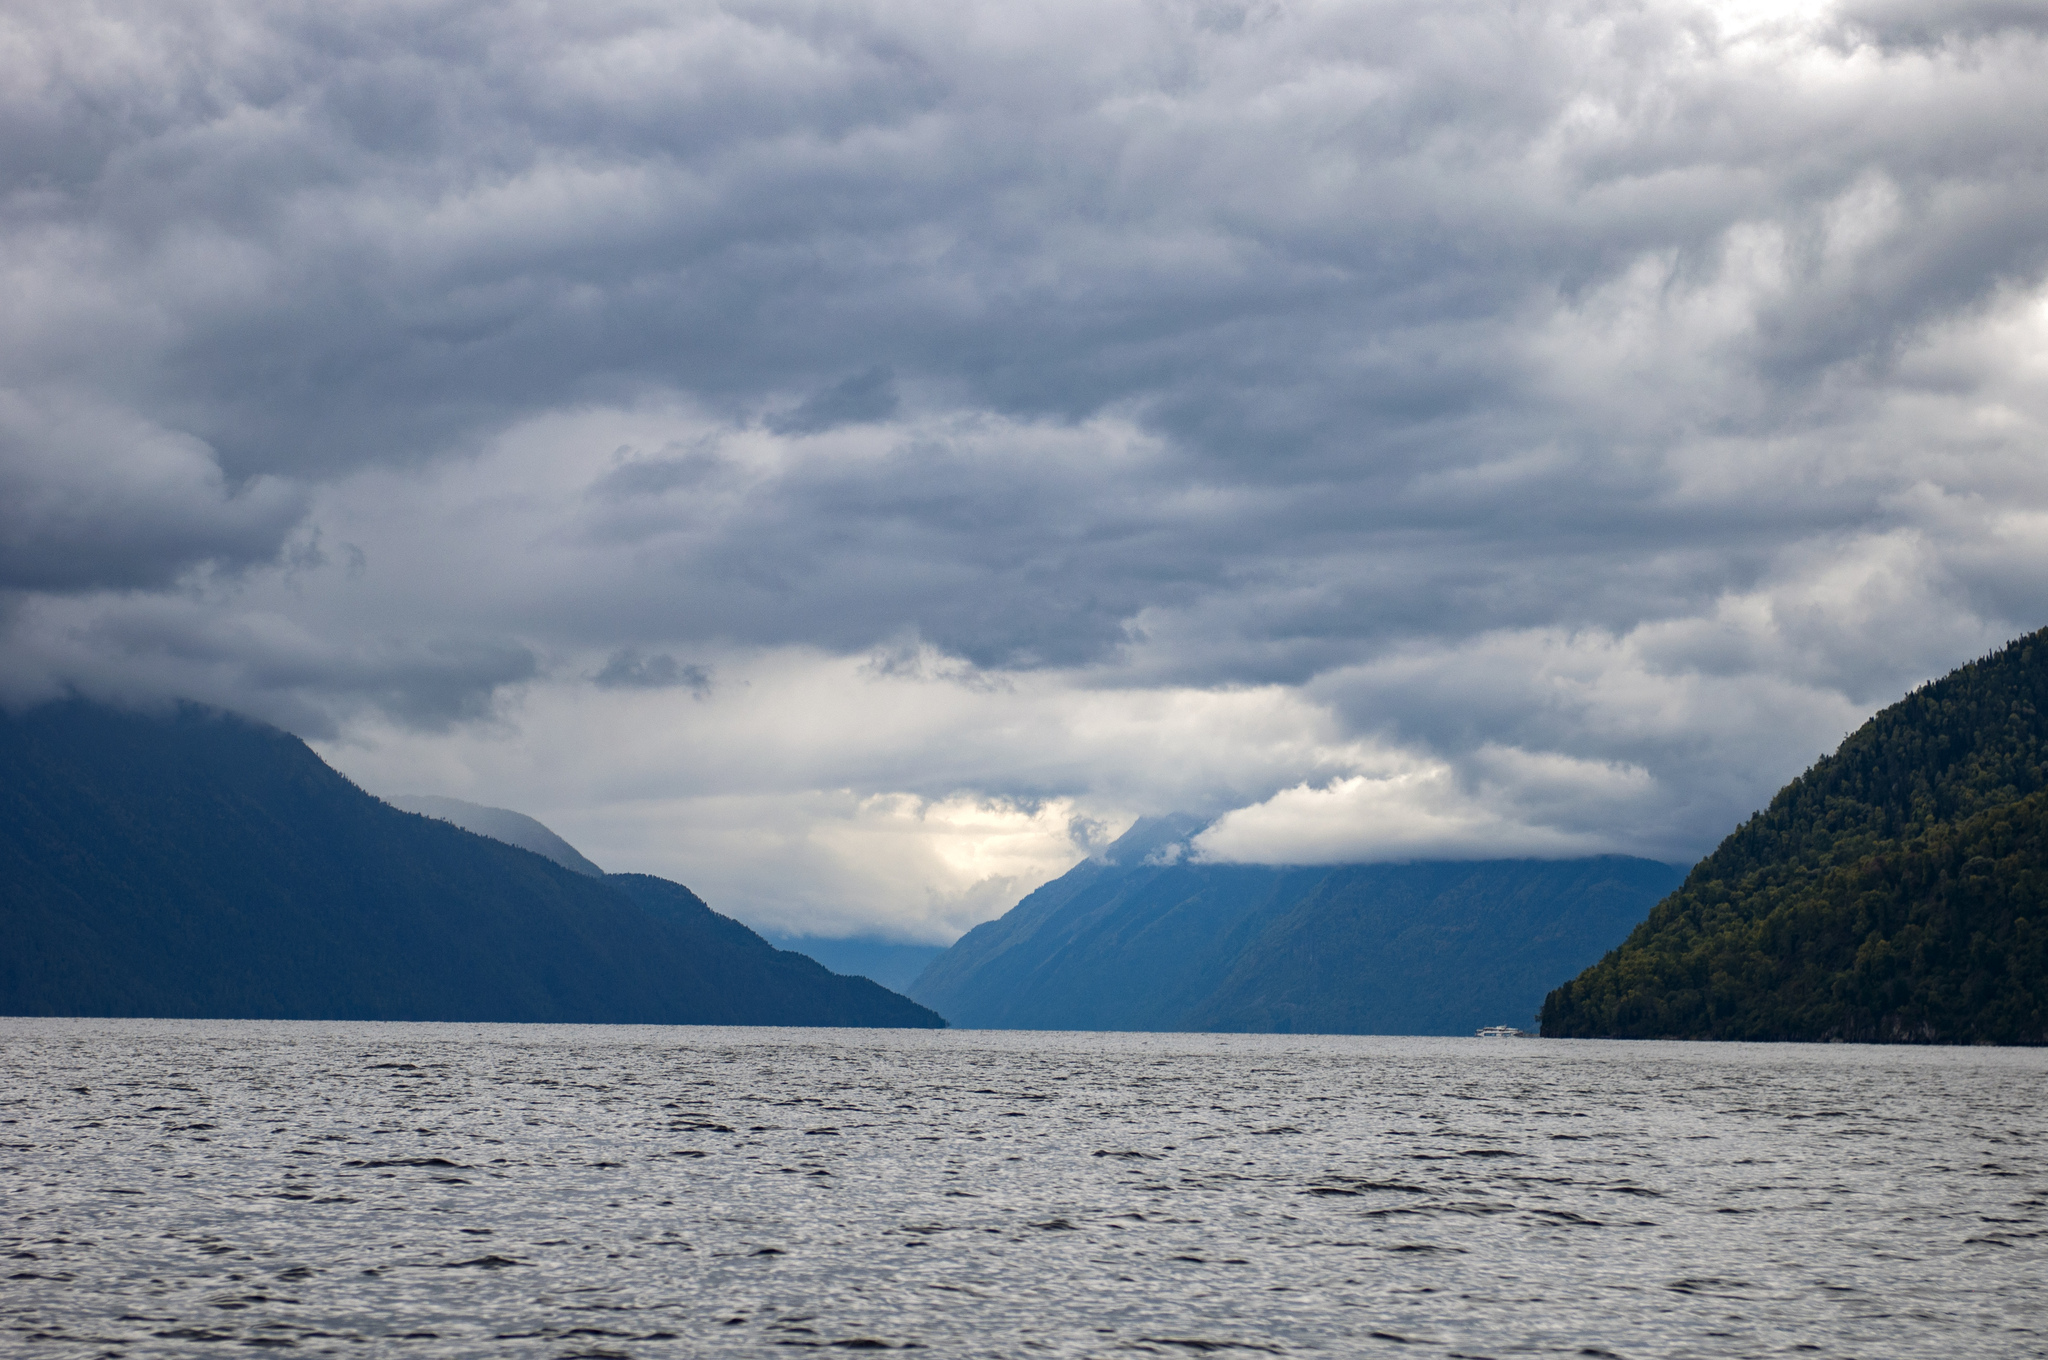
[3,0,2047,844]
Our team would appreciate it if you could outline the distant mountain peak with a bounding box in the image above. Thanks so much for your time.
[381,794,604,877]
[1100,813,1208,867]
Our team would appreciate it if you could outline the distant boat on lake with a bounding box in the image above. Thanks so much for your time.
[1475,1025,1529,1038]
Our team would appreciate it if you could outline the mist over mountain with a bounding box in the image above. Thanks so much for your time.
[910,818,1679,1034]
[0,699,941,1027]
[1544,628,2048,1044]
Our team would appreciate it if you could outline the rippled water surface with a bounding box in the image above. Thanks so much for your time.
[2,1021,2043,1359]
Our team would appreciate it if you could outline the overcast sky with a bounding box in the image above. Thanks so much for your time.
[5,0,2047,941]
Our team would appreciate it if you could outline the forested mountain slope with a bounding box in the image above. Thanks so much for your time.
[0,700,942,1027]
[1542,629,2048,1043]
[911,817,1679,1034]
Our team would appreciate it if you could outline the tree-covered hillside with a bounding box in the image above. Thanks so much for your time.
[0,699,943,1027]
[1542,629,2048,1043]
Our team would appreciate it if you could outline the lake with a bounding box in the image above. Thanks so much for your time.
[2,1020,2042,1358]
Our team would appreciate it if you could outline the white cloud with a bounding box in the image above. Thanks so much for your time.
[308,644,1365,937]
[1192,759,1634,867]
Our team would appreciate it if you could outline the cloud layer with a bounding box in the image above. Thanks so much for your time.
[4,0,2047,936]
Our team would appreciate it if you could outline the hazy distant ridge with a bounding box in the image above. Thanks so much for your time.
[384,794,605,877]
[911,818,1680,1034]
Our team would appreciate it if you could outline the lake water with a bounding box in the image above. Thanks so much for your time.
[2,1020,2042,1359]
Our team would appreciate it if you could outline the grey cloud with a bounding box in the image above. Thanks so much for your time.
[591,648,711,696]
[1838,0,2048,49]
[768,368,899,435]
[540,416,1919,683]
[0,590,535,737]
[0,396,306,590]
[11,0,2034,495]
[592,445,726,500]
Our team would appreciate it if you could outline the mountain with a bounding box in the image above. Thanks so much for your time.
[383,794,604,876]
[1542,630,2048,1044]
[909,817,1681,1033]
[0,699,943,1027]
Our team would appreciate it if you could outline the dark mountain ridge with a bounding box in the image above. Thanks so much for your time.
[0,699,942,1027]
[1542,628,2048,1043]
[911,818,1681,1033]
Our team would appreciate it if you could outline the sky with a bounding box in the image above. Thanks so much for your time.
[4,0,2047,943]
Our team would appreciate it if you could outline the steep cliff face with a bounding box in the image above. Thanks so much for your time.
[0,699,943,1028]
[912,818,1679,1034]
[1543,629,2048,1044]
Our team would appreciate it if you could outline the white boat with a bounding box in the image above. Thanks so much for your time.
[1474,1025,1529,1038]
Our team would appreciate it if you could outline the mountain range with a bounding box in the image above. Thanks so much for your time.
[0,699,941,1027]
[14,627,2047,1042]
[908,816,1681,1034]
